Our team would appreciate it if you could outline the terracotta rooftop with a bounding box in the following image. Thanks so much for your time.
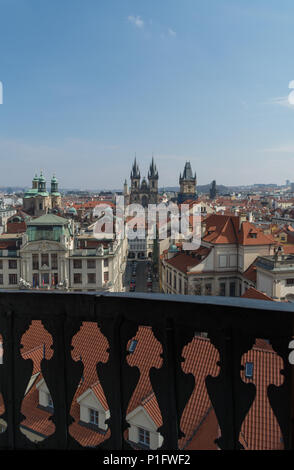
[4,319,283,450]
[241,287,273,302]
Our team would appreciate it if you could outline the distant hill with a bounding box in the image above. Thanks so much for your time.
[159,184,230,195]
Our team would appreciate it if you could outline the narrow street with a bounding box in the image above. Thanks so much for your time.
[124,260,159,293]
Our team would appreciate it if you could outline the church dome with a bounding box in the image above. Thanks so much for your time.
[39,172,46,182]
[168,243,179,253]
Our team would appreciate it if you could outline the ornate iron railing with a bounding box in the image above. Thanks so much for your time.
[0,291,293,450]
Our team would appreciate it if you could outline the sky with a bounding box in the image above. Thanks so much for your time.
[0,0,294,189]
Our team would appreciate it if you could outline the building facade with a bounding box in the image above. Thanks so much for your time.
[0,213,128,293]
[160,214,276,298]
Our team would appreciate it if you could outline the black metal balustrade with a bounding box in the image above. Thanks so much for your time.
[0,290,293,450]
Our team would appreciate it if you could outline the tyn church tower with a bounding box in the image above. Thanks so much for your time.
[128,157,159,207]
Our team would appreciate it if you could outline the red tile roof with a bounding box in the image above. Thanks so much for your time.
[243,262,257,283]
[165,247,211,274]
[9,320,283,450]
[202,214,275,246]
[241,287,273,301]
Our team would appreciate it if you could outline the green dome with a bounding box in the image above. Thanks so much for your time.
[168,243,179,253]
[39,172,46,182]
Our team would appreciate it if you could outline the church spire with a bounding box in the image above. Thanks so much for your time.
[131,155,140,179]
[148,155,158,179]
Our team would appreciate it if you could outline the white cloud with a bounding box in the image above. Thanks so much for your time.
[168,28,176,37]
[127,15,144,29]
[266,96,294,109]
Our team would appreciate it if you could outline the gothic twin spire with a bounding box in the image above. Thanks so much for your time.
[131,156,158,180]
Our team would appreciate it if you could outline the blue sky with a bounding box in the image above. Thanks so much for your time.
[0,0,294,189]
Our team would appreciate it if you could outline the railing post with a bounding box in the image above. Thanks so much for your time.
[207,328,256,450]
[150,318,179,450]
[6,309,15,449]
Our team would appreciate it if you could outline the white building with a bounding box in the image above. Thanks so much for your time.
[0,213,128,293]
[161,214,276,298]
[256,252,294,302]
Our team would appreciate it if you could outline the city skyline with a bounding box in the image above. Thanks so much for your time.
[1,0,294,187]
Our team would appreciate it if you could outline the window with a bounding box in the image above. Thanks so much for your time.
[32,273,39,287]
[73,259,82,269]
[41,273,49,285]
[51,253,58,270]
[74,273,82,284]
[128,339,138,353]
[103,258,109,268]
[8,259,17,269]
[104,271,109,282]
[41,254,49,267]
[87,259,96,269]
[0,274,3,285]
[194,284,201,295]
[32,254,39,270]
[229,282,236,297]
[9,274,17,285]
[219,255,227,268]
[88,273,96,284]
[219,282,226,296]
[89,409,99,426]
[205,283,212,295]
[245,362,254,379]
[0,260,2,270]
[286,279,294,285]
[138,428,150,447]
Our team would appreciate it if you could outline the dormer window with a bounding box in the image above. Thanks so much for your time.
[89,408,99,426]
[128,340,138,353]
[138,428,150,447]
[249,230,257,238]
[245,362,254,379]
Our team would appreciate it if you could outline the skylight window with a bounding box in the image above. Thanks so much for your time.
[245,362,254,379]
[128,339,138,353]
